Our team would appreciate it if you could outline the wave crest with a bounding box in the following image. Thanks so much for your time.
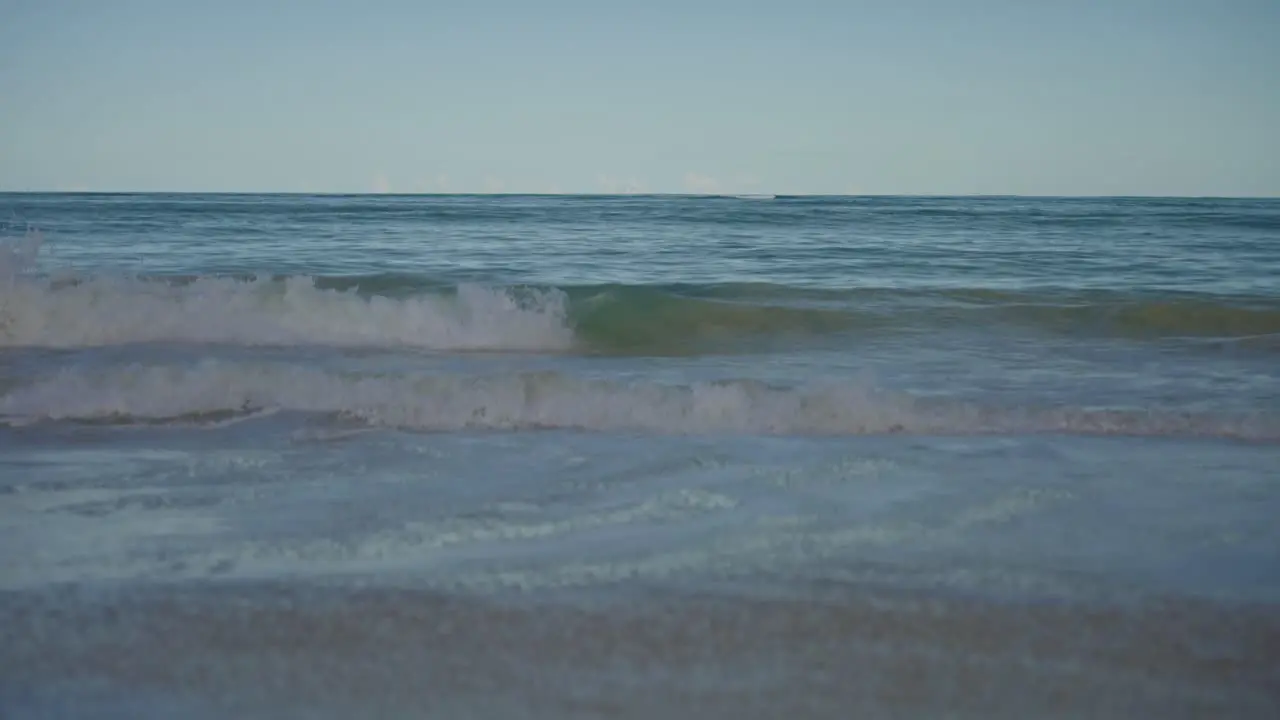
[3,260,1279,354]
[0,274,575,351]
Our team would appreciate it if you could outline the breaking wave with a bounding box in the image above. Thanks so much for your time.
[3,270,1280,355]
[1,274,577,352]
[2,229,1278,354]
[2,361,1275,441]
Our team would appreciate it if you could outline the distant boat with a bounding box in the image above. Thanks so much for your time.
[729,193,776,200]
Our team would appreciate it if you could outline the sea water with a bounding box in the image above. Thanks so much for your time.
[2,193,1278,718]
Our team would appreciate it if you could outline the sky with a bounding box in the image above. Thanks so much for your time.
[1,0,1278,196]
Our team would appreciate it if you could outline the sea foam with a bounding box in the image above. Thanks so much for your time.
[2,361,1275,441]
[0,273,575,351]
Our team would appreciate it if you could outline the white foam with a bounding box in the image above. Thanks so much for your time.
[0,272,574,351]
[1,361,1275,440]
[0,230,43,279]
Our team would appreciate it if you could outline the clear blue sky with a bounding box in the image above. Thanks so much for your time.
[2,0,1277,196]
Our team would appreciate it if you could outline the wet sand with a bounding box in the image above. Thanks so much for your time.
[3,582,1278,719]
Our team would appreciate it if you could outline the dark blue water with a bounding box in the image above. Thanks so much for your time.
[8,194,1280,295]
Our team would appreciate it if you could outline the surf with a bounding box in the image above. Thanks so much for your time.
[3,234,1278,355]
[5,271,1279,353]
[3,361,1276,442]
[0,273,576,352]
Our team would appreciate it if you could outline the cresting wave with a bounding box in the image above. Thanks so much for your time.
[4,270,1280,353]
[2,361,1276,441]
[1,274,577,351]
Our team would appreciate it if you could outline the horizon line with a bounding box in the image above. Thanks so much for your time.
[1,190,1277,200]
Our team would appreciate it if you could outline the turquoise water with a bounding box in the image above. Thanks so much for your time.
[2,193,1279,718]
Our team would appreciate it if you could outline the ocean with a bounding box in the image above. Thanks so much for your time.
[2,193,1278,718]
